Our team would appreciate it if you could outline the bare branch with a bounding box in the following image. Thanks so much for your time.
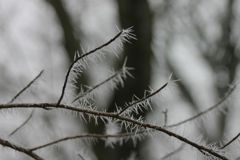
[160,144,185,160]
[162,109,168,127]
[8,110,34,136]
[8,70,44,104]
[166,84,237,128]
[0,137,44,160]
[220,132,240,149]
[72,68,123,103]
[30,131,145,151]
[56,30,124,106]
[116,82,168,116]
[0,103,229,159]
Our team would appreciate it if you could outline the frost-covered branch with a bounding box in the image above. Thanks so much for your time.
[30,131,146,151]
[116,74,178,116]
[0,102,229,159]
[57,27,136,105]
[72,58,133,104]
[1,27,236,160]
[116,82,168,116]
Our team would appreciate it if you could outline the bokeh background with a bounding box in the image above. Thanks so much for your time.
[1,0,240,159]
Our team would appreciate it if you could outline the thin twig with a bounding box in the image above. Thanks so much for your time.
[72,68,123,103]
[0,103,228,159]
[166,85,237,128]
[30,131,146,151]
[8,110,34,136]
[0,137,44,160]
[8,70,44,104]
[220,132,240,149]
[57,30,123,106]
[162,109,168,127]
[160,144,185,160]
[77,154,85,160]
[116,82,168,116]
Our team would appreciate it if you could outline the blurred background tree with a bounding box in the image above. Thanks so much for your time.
[1,0,240,159]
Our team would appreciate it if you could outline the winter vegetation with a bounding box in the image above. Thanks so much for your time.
[0,27,239,160]
[2,1,240,160]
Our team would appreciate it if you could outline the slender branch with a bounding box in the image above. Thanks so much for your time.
[116,82,168,116]
[166,85,237,128]
[0,103,228,159]
[77,153,85,160]
[72,68,123,103]
[162,109,168,127]
[9,110,34,136]
[197,148,208,157]
[160,144,184,160]
[8,70,44,104]
[30,131,146,151]
[0,137,44,160]
[57,30,123,106]
[220,132,240,149]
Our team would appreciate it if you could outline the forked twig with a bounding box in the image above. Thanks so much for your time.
[0,103,229,159]
[57,30,124,106]
[1,25,233,160]
[8,70,44,104]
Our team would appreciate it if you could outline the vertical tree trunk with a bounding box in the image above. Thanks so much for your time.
[91,0,153,160]
[46,0,88,85]
[44,1,86,159]
[216,0,239,141]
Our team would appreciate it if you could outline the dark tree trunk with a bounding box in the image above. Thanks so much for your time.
[46,0,88,85]
[90,1,153,160]
[44,1,86,159]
